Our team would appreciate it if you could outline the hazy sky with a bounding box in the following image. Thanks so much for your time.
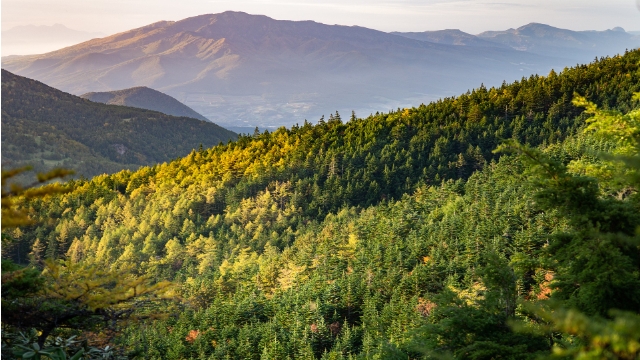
[2,0,640,34]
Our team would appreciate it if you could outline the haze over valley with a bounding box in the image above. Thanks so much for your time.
[3,11,639,131]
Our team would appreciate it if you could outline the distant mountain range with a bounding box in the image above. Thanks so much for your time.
[394,24,639,62]
[81,87,209,121]
[391,29,508,48]
[1,24,105,56]
[476,23,639,60]
[1,70,236,180]
[2,12,638,129]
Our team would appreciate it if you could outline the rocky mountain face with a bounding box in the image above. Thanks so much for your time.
[81,86,209,121]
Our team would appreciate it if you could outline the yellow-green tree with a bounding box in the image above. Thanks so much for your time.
[2,168,175,358]
[503,93,640,359]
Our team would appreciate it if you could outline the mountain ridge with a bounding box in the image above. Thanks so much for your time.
[391,29,508,48]
[1,11,567,128]
[392,23,640,59]
[81,86,209,121]
[476,22,640,58]
[1,69,237,181]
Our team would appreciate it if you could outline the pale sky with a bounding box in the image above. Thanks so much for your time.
[2,0,640,34]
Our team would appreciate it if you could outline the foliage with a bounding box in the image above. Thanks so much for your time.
[497,92,640,359]
[3,258,174,343]
[2,167,73,229]
[3,329,124,360]
[3,51,640,359]
[1,69,237,182]
[512,306,640,360]
[1,169,175,358]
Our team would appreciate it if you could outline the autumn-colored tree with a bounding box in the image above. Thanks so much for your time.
[2,168,175,358]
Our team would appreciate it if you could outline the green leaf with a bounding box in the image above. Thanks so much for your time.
[69,348,84,360]
[48,348,69,360]
[21,351,36,359]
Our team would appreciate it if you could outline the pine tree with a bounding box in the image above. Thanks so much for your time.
[29,238,45,265]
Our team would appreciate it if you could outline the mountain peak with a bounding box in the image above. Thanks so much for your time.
[518,22,555,29]
[391,29,509,48]
[476,23,638,59]
[514,23,574,38]
[4,15,638,128]
[1,69,236,179]
[81,86,209,122]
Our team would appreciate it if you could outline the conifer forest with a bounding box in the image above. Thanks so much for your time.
[2,49,640,359]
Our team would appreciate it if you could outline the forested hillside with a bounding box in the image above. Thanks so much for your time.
[81,87,209,122]
[1,70,237,180]
[3,51,640,359]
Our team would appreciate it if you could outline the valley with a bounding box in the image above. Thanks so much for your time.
[6,12,638,130]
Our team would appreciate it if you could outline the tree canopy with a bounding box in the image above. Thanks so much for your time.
[2,50,640,359]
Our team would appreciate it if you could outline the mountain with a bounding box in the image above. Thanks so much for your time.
[1,70,236,180]
[1,11,567,129]
[391,29,507,48]
[477,23,640,61]
[81,86,209,121]
[394,24,640,63]
[4,51,640,359]
[1,24,105,56]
